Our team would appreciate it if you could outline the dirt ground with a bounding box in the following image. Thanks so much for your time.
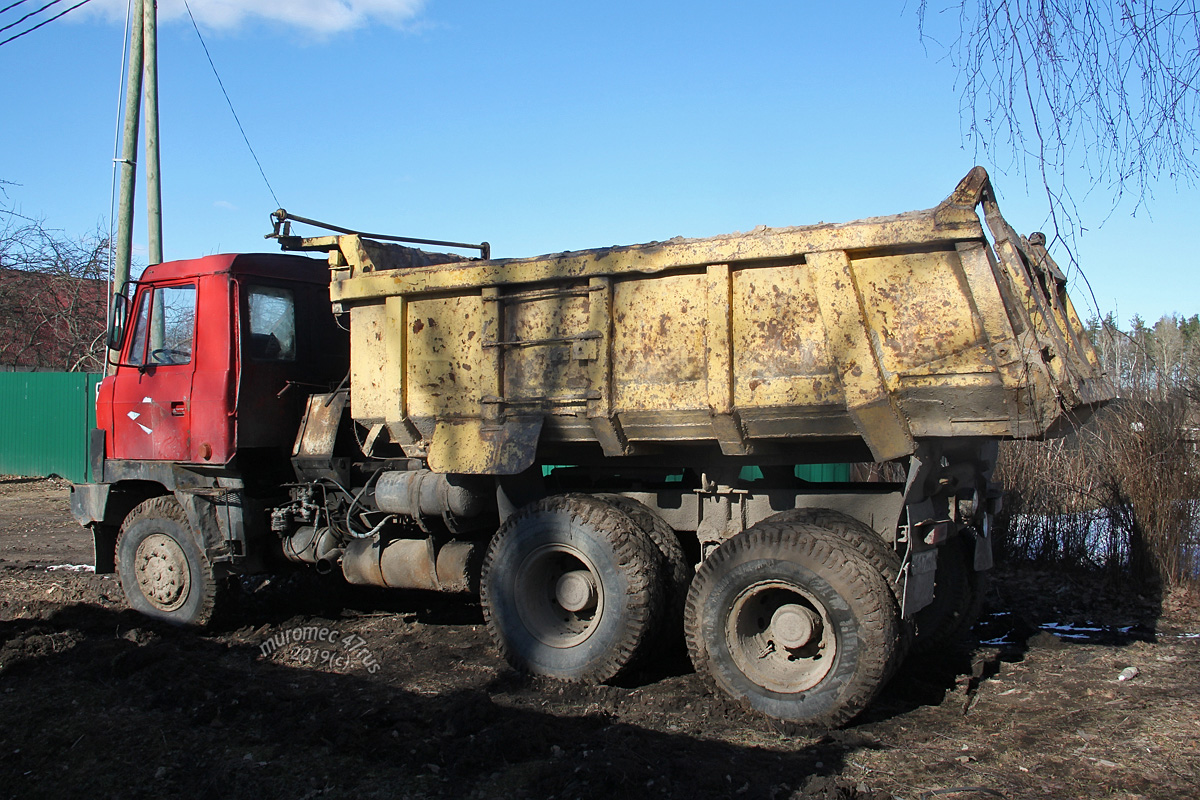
[1,476,1197,800]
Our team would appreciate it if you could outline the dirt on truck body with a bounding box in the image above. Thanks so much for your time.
[310,166,1106,473]
[70,167,1112,728]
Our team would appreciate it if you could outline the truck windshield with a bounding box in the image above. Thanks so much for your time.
[246,285,296,361]
[128,284,196,366]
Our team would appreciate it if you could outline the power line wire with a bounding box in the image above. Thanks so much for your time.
[0,0,91,47]
[183,0,281,209]
[1,0,66,34]
[0,1,35,15]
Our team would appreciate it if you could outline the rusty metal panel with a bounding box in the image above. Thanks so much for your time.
[731,263,839,410]
[292,392,346,457]
[705,264,748,455]
[427,417,542,475]
[808,250,915,462]
[405,293,484,421]
[498,282,593,405]
[612,273,708,413]
[584,277,630,456]
[349,304,388,426]
[853,251,987,377]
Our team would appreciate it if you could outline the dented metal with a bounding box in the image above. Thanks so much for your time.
[288,168,1112,474]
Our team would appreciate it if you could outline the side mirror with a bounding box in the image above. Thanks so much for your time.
[107,292,129,352]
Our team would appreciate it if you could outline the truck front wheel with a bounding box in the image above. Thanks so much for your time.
[116,496,222,626]
[685,522,899,726]
[480,494,664,683]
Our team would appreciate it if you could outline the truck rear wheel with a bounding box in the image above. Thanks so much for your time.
[685,521,899,726]
[766,509,904,602]
[598,494,693,652]
[116,496,221,626]
[480,494,664,683]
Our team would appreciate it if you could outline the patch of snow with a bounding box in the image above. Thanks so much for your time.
[1039,621,1104,640]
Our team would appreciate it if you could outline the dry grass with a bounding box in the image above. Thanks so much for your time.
[996,397,1199,591]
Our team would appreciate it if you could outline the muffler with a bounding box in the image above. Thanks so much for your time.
[340,536,475,592]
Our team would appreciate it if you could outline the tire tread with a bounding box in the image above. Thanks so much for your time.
[116,495,221,626]
[685,521,898,727]
[480,494,664,684]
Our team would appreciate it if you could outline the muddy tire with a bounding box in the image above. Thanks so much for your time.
[765,508,911,663]
[912,533,988,653]
[116,496,221,626]
[764,509,903,603]
[598,494,692,652]
[685,521,899,726]
[480,494,664,683]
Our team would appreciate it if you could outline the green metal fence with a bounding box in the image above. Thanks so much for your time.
[0,372,102,483]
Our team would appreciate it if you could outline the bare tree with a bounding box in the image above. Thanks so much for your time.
[918,1,1200,259]
[1,188,110,373]
[998,312,1200,590]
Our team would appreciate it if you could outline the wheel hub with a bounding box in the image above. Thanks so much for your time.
[134,533,190,611]
[770,603,822,650]
[515,544,604,649]
[726,581,835,693]
[555,569,598,612]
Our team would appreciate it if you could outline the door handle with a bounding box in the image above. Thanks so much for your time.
[170,401,186,416]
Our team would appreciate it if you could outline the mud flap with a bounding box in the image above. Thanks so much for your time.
[901,548,938,618]
[91,524,117,574]
[974,513,995,571]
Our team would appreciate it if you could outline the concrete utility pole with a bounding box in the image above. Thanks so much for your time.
[144,0,163,267]
[109,0,163,368]
[111,0,144,324]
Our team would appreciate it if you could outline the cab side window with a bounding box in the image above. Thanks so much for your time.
[246,286,296,361]
[128,284,196,366]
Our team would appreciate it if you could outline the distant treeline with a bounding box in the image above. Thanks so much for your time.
[996,313,1200,590]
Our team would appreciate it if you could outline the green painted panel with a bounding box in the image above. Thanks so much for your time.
[794,463,852,483]
[0,372,101,483]
[737,464,853,483]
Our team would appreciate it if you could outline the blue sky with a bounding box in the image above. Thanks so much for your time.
[1,0,1195,326]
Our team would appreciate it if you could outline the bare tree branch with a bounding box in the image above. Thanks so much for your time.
[1,194,109,372]
[919,1,1200,273]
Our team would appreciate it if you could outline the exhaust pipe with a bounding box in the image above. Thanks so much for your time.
[283,526,341,565]
[314,548,344,575]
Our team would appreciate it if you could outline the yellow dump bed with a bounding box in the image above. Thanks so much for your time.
[297,168,1112,474]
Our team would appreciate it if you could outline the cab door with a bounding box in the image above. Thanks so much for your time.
[110,282,197,461]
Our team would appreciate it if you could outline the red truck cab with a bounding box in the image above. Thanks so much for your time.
[97,253,346,465]
[73,252,349,577]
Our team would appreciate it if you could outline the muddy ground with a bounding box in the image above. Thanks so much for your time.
[1,476,1197,800]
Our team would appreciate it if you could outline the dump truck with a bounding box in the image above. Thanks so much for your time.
[71,167,1111,725]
